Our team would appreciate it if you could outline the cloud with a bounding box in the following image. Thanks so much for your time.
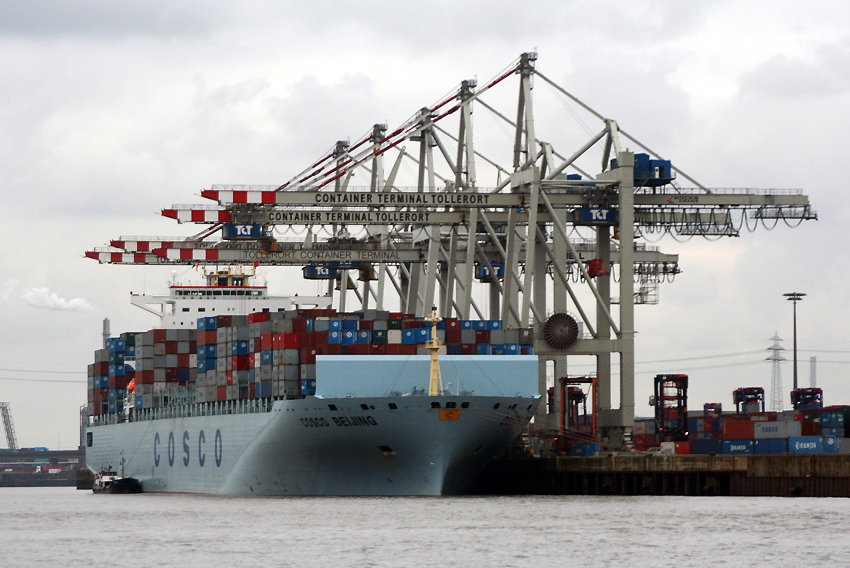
[20,287,95,312]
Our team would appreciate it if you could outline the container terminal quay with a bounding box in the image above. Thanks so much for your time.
[61,52,849,497]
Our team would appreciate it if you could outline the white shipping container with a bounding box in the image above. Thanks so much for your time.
[753,420,802,439]
[388,330,403,344]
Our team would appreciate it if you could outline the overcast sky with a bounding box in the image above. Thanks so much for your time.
[1,1,848,449]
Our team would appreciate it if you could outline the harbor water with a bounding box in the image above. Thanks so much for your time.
[1,487,847,567]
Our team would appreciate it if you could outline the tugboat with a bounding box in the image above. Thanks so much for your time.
[92,456,141,494]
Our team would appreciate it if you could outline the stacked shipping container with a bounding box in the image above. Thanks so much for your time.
[87,309,534,416]
[632,406,849,455]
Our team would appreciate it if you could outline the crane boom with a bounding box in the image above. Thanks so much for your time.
[0,402,18,451]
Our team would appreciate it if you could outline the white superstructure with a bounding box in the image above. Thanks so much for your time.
[129,268,331,328]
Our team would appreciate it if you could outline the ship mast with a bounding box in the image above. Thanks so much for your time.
[425,307,443,396]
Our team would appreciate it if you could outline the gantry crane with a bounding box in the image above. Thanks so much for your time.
[86,53,816,449]
[0,402,18,450]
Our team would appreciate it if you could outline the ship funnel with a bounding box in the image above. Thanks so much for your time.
[102,318,111,349]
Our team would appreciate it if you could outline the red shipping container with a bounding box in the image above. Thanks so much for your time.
[403,320,424,329]
[165,341,177,355]
[344,344,367,355]
[96,361,109,375]
[291,319,310,333]
[261,332,273,351]
[217,386,227,401]
[139,370,154,384]
[153,329,167,343]
[461,344,476,355]
[674,442,691,455]
[389,312,403,319]
[326,344,343,355]
[386,344,417,355]
[445,319,460,330]
[315,344,342,356]
[801,422,821,436]
[281,333,300,349]
[178,354,190,368]
[217,315,232,327]
[297,332,314,347]
[190,340,197,353]
[249,312,269,324]
[300,348,316,364]
[722,419,755,440]
[232,355,250,371]
[165,368,178,382]
[196,330,212,345]
[359,320,374,330]
[475,330,490,343]
[369,344,387,355]
[445,329,462,344]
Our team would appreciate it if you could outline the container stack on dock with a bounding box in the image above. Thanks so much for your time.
[87,310,533,416]
[677,406,847,455]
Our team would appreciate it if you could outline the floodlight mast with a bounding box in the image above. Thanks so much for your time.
[783,292,806,390]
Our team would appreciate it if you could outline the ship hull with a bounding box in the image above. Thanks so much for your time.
[86,394,537,496]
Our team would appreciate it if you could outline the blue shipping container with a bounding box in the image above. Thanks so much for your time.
[822,436,839,453]
[571,442,599,456]
[822,412,845,428]
[260,350,273,366]
[690,439,723,454]
[788,436,824,454]
[341,330,356,345]
[371,330,387,344]
[722,440,754,454]
[754,439,788,454]
[402,330,417,345]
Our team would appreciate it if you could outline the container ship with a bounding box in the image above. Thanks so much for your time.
[85,269,539,495]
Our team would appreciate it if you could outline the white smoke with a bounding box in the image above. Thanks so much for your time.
[20,287,95,312]
[0,279,18,303]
